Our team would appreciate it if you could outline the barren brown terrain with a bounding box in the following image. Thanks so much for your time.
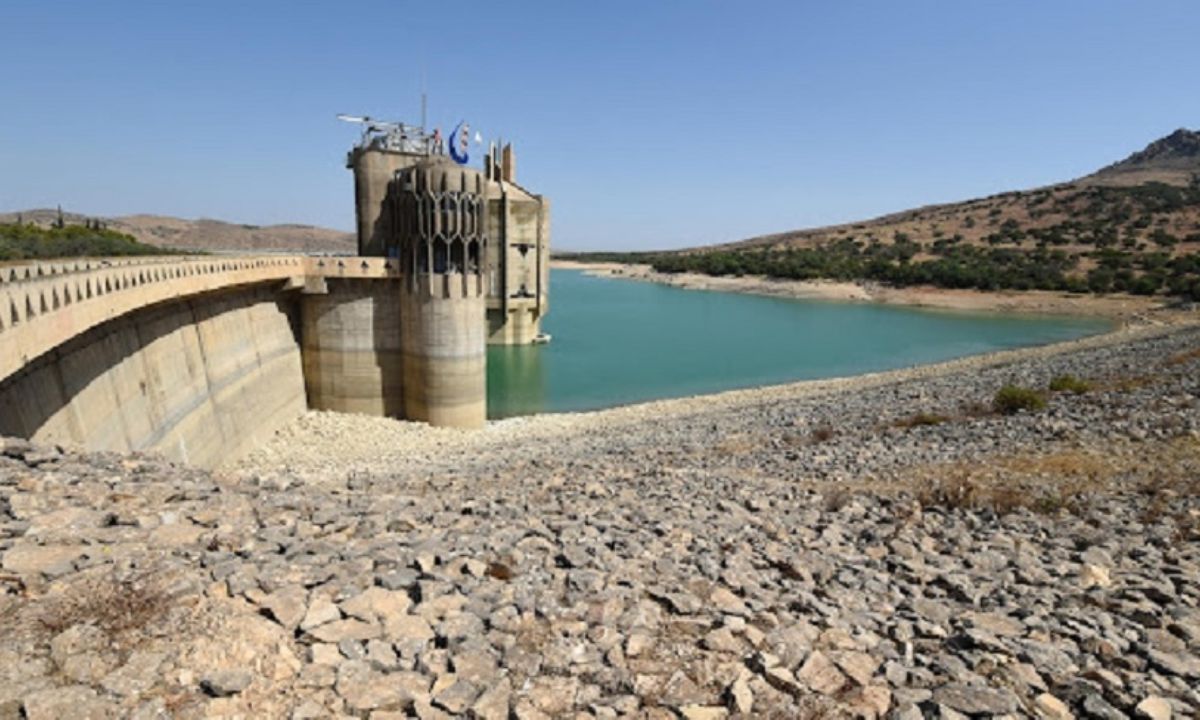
[0,209,355,255]
[718,129,1200,265]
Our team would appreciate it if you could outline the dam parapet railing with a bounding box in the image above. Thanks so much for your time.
[0,254,412,385]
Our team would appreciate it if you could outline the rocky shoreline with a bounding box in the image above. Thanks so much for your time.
[2,323,1200,718]
[551,261,1169,321]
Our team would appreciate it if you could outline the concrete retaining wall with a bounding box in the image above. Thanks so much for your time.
[301,279,404,417]
[0,253,498,463]
[0,286,306,468]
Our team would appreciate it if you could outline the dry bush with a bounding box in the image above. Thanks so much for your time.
[781,426,838,447]
[714,434,757,456]
[911,439,1200,519]
[0,567,175,645]
[911,449,1116,516]
[35,570,173,637]
[636,619,744,711]
[913,472,1088,516]
[810,426,836,444]
[999,450,1112,479]
[1048,374,1092,394]
[913,471,1039,515]
[780,432,807,449]
[903,397,1012,426]
[1090,373,1159,393]
[1134,438,1200,540]
[1164,347,1200,367]
[513,616,552,655]
[960,400,993,417]
[892,412,951,429]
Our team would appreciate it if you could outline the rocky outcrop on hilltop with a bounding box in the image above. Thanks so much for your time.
[1096,129,1200,177]
[2,325,1200,718]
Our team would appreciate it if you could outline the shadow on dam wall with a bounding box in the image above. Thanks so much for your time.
[0,285,309,469]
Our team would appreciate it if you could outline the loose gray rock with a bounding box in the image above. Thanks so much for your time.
[201,669,253,697]
[932,684,1019,715]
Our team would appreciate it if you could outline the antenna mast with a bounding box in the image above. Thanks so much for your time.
[420,61,428,132]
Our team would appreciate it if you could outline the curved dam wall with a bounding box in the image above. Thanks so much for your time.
[0,285,307,469]
[0,255,494,467]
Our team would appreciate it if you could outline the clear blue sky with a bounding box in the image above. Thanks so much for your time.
[1,1,1197,250]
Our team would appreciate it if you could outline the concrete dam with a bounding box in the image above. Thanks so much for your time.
[0,123,549,468]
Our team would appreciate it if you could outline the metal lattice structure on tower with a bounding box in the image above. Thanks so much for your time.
[337,114,441,156]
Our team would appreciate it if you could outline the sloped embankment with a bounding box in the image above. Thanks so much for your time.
[1,325,1199,717]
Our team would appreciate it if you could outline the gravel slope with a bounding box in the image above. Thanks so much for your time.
[0,321,1198,718]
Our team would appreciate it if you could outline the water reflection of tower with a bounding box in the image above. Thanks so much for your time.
[487,345,546,418]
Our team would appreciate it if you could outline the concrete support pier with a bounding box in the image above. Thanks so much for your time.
[401,275,486,428]
[301,278,404,417]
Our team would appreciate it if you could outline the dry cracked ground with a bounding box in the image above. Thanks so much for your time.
[2,325,1200,719]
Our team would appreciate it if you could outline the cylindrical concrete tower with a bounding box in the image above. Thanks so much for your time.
[395,160,489,428]
[348,145,424,256]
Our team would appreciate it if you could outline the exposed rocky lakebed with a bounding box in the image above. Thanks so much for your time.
[1,323,1199,718]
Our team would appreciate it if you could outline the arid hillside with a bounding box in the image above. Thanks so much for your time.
[1087,127,1200,187]
[0,209,355,255]
[562,129,1200,298]
[722,129,1200,260]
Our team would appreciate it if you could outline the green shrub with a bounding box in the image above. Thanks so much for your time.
[0,222,177,260]
[1048,374,1091,394]
[993,385,1046,414]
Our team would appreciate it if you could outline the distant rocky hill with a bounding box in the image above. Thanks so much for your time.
[569,129,1200,298]
[1088,128,1200,186]
[0,209,355,255]
[718,128,1200,255]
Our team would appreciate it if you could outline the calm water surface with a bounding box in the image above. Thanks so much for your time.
[487,270,1110,418]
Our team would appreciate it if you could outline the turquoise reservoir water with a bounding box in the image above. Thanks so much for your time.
[487,269,1110,418]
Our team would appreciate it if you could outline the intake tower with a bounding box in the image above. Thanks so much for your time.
[345,117,550,346]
